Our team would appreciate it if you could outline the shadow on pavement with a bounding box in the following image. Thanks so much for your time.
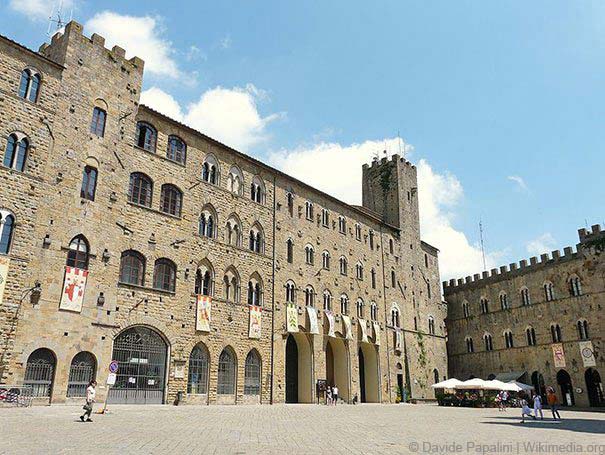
[483,415,605,435]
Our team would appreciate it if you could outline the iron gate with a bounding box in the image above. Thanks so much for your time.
[107,326,167,404]
[23,348,55,398]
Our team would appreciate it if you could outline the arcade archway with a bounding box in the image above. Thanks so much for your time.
[285,333,313,403]
[556,369,574,406]
[358,343,379,403]
[325,337,350,403]
[585,368,604,407]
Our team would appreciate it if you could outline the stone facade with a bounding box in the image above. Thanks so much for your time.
[444,225,605,408]
[0,21,447,405]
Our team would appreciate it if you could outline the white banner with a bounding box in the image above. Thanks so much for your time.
[307,307,319,334]
[342,315,353,340]
[325,311,335,337]
[196,295,212,332]
[358,318,368,343]
[579,341,596,367]
[0,256,9,307]
[249,305,262,339]
[373,322,381,345]
[287,304,299,333]
[59,266,88,313]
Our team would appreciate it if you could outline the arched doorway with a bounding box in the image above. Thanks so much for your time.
[24,348,56,400]
[217,347,237,404]
[285,333,312,403]
[108,326,168,404]
[531,371,546,403]
[67,352,97,398]
[244,350,262,403]
[358,344,379,403]
[585,368,604,407]
[396,363,404,403]
[556,369,574,406]
[326,337,350,403]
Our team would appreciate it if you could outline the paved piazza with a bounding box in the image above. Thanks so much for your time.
[1,404,603,454]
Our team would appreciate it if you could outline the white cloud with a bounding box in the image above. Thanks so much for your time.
[9,0,76,21]
[526,232,556,257]
[85,11,179,78]
[268,142,502,280]
[219,35,232,49]
[141,85,282,151]
[507,175,528,192]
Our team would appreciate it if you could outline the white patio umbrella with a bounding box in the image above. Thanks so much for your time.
[456,378,488,389]
[507,381,534,392]
[482,380,516,391]
[431,378,464,389]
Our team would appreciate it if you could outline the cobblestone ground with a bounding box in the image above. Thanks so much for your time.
[0,404,603,454]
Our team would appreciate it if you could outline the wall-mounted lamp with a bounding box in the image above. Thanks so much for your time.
[102,249,111,262]
[97,292,105,306]
[42,235,51,248]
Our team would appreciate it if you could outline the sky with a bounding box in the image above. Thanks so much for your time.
[2,0,603,281]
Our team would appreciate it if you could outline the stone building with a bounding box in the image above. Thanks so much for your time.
[0,21,447,405]
[444,225,604,408]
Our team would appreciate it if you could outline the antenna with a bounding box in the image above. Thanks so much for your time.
[479,218,487,271]
[47,0,69,37]
[397,130,403,157]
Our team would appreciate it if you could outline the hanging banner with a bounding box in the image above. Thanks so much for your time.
[395,329,403,351]
[0,256,9,307]
[195,295,212,332]
[551,343,566,368]
[358,318,368,343]
[342,315,353,340]
[248,305,262,339]
[307,307,319,335]
[373,322,381,346]
[325,311,335,337]
[59,266,88,313]
[286,304,299,333]
[579,341,596,367]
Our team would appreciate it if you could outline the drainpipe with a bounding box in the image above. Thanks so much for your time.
[269,174,277,404]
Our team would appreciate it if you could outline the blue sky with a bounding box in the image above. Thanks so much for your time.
[2,0,603,280]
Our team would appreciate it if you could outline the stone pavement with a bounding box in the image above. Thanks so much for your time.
[1,403,603,454]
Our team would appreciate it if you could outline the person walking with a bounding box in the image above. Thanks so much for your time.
[326,386,332,405]
[546,387,561,420]
[532,392,544,420]
[520,397,535,423]
[501,390,508,411]
[80,380,96,422]
[332,385,339,406]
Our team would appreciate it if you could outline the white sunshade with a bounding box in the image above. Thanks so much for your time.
[431,378,464,389]
[507,381,534,392]
[456,378,488,389]
[482,380,518,391]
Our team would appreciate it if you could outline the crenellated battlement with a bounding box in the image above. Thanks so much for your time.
[578,224,604,244]
[38,21,144,74]
[362,153,416,171]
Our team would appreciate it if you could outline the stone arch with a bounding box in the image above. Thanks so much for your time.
[217,345,237,404]
[325,337,350,403]
[358,342,380,403]
[285,332,313,403]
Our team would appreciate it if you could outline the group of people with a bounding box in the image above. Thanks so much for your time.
[325,385,339,405]
[520,387,562,423]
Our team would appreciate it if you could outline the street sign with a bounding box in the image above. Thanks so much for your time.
[106,373,116,385]
[109,360,119,373]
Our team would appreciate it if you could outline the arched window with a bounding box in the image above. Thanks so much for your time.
[251,176,265,204]
[425,253,429,267]
[80,166,98,201]
[321,208,329,227]
[249,224,264,254]
[286,192,294,217]
[520,287,531,306]
[67,235,89,270]
[135,122,157,152]
[391,270,396,288]
[369,230,374,250]
[304,285,315,307]
[389,238,394,254]
[462,301,470,318]
[187,343,209,394]
[224,267,240,302]
[201,154,219,184]
[499,292,509,310]
[323,290,332,311]
[3,134,28,172]
[504,330,514,348]
[90,107,106,137]
[433,369,439,384]
[217,348,236,395]
[129,172,153,207]
[199,205,217,238]
[305,201,314,220]
[338,216,346,234]
[244,350,261,395]
[355,223,362,240]
[160,184,182,217]
[227,166,243,195]
[569,276,582,297]
[166,135,186,164]
[340,294,349,314]
[339,256,347,275]
[322,250,330,270]
[577,320,589,340]
[466,337,474,353]
[285,281,296,304]
[551,324,562,343]
[194,261,214,296]
[484,333,493,351]
[305,244,314,265]
[0,209,16,254]
[543,282,555,302]
[356,298,364,318]
[119,250,146,286]
[226,215,242,247]
[391,307,400,328]
[370,302,378,321]
[153,258,177,292]
[24,348,56,398]
[371,268,376,289]
[356,262,364,280]
[286,239,294,263]
[526,327,537,346]
[247,274,263,306]
[67,352,96,397]
[480,298,489,314]
[18,69,41,102]
[428,316,435,335]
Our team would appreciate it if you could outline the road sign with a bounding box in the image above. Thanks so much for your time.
[109,360,119,373]
[106,373,116,386]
